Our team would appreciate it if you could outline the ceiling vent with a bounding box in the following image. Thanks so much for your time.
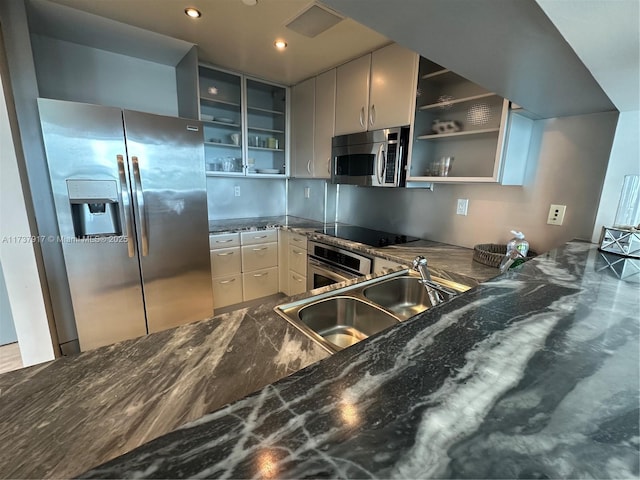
[285,3,344,38]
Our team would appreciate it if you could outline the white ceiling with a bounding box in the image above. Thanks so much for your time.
[321,0,622,118]
[40,0,391,85]
[536,0,639,112]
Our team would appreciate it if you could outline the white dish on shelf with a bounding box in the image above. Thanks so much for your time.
[256,169,281,174]
[215,117,234,124]
[200,114,214,121]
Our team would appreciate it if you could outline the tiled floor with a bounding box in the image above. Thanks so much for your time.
[0,342,23,375]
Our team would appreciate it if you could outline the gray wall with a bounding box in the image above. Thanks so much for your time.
[206,177,286,220]
[338,111,618,253]
[31,34,179,116]
[591,110,640,241]
[287,178,328,223]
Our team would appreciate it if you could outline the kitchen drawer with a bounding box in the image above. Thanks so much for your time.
[288,245,307,276]
[288,271,307,296]
[240,229,278,246]
[288,232,308,249]
[241,242,278,272]
[209,232,240,249]
[212,274,243,309]
[243,267,278,301]
[210,246,241,277]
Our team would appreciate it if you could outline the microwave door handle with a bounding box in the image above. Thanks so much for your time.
[376,144,385,184]
[397,144,404,183]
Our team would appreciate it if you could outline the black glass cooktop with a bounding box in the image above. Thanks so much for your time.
[316,226,419,248]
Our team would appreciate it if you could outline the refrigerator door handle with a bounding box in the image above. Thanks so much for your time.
[131,156,149,256]
[117,154,135,258]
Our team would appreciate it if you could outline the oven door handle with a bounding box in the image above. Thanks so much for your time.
[308,256,359,280]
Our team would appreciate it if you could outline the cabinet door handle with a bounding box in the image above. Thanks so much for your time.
[292,237,303,243]
[327,158,331,174]
[292,250,304,255]
[252,247,268,251]
[215,239,234,243]
[219,278,236,284]
[216,251,234,256]
[253,235,268,239]
[370,104,376,126]
[359,107,365,128]
[307,159,312,175]
[253,272,268,277]
[293,275,303,283]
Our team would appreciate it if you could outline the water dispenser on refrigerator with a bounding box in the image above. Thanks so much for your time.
[67,179,121,238]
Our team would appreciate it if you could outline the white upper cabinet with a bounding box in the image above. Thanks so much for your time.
[312,69,336,179]
[335,54,371,135]
[334,43,418,136]
[368,43,419,130]
[199,64,289,178]
[291,77,315,178]
[291,68,336,179]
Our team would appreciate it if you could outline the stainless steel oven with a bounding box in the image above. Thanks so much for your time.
[307,240,373,290]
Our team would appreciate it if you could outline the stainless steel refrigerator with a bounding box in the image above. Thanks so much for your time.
[38,98,213,351]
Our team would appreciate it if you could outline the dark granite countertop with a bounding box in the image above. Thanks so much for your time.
[209,216,498,286]
[0,308,329,479]
[83,242,640,479]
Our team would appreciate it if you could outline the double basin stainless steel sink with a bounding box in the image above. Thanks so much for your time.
[275,270,469,354]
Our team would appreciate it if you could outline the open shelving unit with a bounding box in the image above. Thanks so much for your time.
[408,58,510,183]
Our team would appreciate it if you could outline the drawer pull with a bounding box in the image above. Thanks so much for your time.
[253,235,268,239]
[216,251,234,256]
[292,237,303,242]
[253,272,268,277]
[252,247,268,251]
[293,276,303,283]
[293,250,304,255]
[215,239,234,243]
[219,278,236,284]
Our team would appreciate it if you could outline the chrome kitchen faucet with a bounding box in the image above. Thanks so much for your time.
[412,256,456,306]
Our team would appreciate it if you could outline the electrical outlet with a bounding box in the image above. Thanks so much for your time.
[547,204,566,225]
[304,187,311,199]
[234,186,240,197]
[456,198,469,216]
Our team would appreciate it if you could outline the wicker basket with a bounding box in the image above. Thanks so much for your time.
[473,243,537,268]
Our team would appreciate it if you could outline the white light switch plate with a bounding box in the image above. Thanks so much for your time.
[456,198,469,216]
[547,204,566,225]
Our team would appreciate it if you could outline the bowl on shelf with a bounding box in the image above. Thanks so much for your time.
[200,114,214,121]
[215,117,234,124]
[256,168,281,174]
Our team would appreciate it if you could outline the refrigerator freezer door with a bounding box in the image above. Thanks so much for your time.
[38,99,147,351]
[123,111,214,333]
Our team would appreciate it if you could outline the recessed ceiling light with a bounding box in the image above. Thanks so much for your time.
[184,7,201,18]
[274,40,287,50]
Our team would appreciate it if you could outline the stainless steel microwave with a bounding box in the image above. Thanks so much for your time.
[330,126,410,187]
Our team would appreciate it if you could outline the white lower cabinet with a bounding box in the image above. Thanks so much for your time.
[212,274,243,308]
[286,233,307,294]
[288,271,307,296]
[210,246,241,277]
[241,242,278,271]
[240,229,279,301]
[243,267,279,301]
[209,232,243,309]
